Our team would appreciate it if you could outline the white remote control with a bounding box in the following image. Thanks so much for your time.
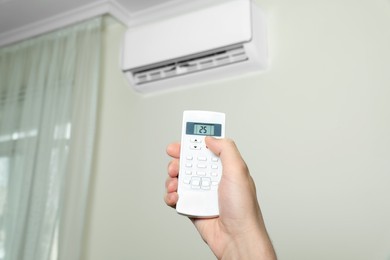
[176,110,225,218]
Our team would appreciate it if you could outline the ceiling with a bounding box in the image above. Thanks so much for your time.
[0,0,176,46]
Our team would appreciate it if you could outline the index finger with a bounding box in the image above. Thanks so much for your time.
[166,142,180,159]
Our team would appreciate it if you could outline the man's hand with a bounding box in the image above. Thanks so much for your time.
[165,137,277,260]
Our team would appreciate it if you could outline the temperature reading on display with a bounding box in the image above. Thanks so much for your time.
[194,124,214,136]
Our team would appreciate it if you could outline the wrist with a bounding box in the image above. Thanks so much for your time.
[221,228,277,260]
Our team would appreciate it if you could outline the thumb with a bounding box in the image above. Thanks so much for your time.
[205,137,248,177]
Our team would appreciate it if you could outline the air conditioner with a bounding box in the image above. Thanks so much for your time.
[121,0,267,93]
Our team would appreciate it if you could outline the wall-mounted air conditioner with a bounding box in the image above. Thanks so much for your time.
[121,0,267,93]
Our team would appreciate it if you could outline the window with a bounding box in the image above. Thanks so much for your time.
[0,16,103,260]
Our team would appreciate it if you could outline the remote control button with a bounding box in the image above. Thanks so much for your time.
[202,178,211,185]
[190,145,201,150]
[197,156,207,161]
[191,177,201,189]
[211,165,218,169]
[197,164,207,169]
[190,138,202,143]
[185,170,192,175]
[211,157,219,162]
[185,163,192,168]
[196,171,206,176]
[211,172,218,177]
[201,178,211,190]
[186,155,193,160]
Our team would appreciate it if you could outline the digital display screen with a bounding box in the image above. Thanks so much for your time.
[194,124,214,136]
[186,122,222,136]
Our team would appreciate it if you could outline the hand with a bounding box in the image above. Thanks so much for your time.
[165,137,277,260]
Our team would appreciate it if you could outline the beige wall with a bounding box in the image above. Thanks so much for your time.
[83,1,390,259]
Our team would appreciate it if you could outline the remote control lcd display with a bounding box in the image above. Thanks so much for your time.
[186,122,222,136]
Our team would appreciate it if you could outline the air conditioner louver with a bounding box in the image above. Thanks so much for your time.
[132,45,248,85]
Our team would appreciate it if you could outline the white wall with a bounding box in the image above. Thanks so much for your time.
[83,1,390,259]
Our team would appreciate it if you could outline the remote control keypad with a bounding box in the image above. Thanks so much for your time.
[181,139,221,191]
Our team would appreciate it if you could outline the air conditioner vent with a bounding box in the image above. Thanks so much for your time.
[131,45,248,85]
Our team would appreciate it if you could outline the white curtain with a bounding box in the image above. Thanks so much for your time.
[0,17,103,260]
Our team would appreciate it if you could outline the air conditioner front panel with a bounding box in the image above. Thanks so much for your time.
[122,0,252,70]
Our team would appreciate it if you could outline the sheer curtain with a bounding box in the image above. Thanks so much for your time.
[0,17,103,260]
